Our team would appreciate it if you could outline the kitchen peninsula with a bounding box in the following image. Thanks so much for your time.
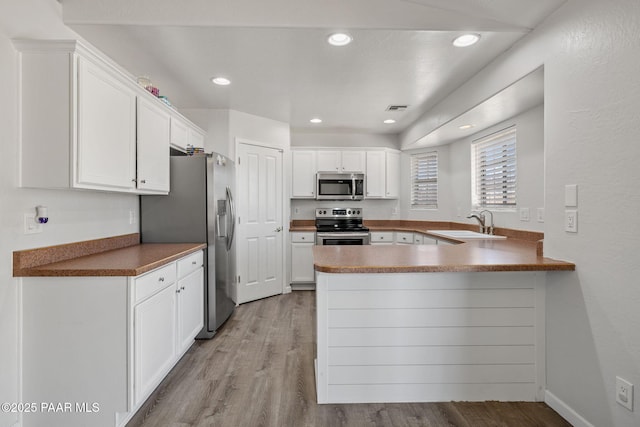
[312,228,574,405]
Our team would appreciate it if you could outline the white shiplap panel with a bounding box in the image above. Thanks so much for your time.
[325,271,538,291]
[328,364,535,385]
[326,383,539,404]
[327,288,534,309]
[328,345,535,366]
[328,326,535,347]
[328,308,535,328]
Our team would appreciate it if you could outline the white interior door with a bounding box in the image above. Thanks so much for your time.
[236,143,284,304]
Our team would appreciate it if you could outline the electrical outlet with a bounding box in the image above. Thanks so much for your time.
[519,208,530,222]
[537,208,545,223]
[616,376,634,411]
[565,210,578,233]
[294,207,300,215]
[24,213,43,234]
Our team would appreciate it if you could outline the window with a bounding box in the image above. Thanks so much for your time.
[411,151,438,208]
[471,126,517,208]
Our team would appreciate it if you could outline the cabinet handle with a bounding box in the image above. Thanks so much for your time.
[140,179,146,184]
[192,261,197,265]
[176,289,180,294]
[158,277,165,282]
[131,178,137,183]
[181,286,185,290]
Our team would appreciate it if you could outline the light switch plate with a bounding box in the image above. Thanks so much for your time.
[565,184,578,207]
[565,210,578,233]
[519,208,530,222]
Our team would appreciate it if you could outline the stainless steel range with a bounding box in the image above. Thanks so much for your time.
[315,208,370,245]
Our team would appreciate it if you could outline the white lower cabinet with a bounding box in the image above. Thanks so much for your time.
[133,284,176,404]
[176,268,205,354]
[370,231,394,245]
[395,232,414,245]
[20,250,204,427]
[290,232,316,283]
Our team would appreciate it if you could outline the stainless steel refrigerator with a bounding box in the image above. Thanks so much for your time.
[140,153,236,338]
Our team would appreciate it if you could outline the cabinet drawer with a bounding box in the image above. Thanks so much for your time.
[395,232,414,244]
[177,251,204,279]
[370,232,394,243]
[134,263,176,304]
[291,232,315,243]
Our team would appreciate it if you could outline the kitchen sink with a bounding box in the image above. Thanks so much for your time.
[427,230,507,240]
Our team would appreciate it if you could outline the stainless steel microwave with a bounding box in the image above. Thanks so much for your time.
[316,172,365,200]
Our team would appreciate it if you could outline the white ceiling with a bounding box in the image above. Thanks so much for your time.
[62,0,565,138]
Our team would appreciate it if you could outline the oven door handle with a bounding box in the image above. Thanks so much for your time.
[316,232,370,238]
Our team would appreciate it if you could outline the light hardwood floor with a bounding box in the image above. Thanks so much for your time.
[127,291,571,427]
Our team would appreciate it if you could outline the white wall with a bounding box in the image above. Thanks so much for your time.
[447,105,544,231]
[183,108,290,159]
[0,3,140,426]
[291,130,399,149]
[402,0,640,426]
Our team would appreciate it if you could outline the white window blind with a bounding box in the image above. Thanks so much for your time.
[472,126,517,208]
[411,151,438,208]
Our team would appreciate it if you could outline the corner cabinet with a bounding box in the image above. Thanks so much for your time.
[15,39,202,195]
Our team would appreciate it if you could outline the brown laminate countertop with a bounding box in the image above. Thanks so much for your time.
[14,242,206,277]
[313,238,574,274]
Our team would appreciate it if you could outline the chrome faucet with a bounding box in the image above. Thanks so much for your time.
[479,209,494,235]
[467,212,486,233]
[467,210,494,235]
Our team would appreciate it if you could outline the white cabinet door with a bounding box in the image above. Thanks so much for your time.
[316,150,341,172]
[370,231,394,245]
[134,284,176,405]
[76,57,137,190]
[395,232,414,245]
[365,151,386,198]
[137,97,170,193]
[176,267,204,355]
[341,151,366,172]
[188,127,205,149]
[170,117,189,150]
[385,151,400,199]
[291,232,316,283]
[291,150,317,198]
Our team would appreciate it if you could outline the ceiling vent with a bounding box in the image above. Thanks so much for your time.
[386,105,408,112]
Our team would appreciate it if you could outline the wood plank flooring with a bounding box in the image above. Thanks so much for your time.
[127,291,571,427]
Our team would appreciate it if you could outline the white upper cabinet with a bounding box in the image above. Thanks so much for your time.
[317,150,365,172]
[15,39,204,194]
[385,151,400,199]
[365,151,386,198]
[170,116,205,152]
[137,97,171,193]
[291,150,317,198]
[76,56,137,191]
[291,147,399,199]
[170,117,189,150]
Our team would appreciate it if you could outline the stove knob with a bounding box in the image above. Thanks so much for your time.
[357,210,361,215]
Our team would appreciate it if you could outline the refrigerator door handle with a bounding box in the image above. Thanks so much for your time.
[226,186,236,251]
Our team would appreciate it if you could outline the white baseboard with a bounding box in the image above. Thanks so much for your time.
[545,390,595,427]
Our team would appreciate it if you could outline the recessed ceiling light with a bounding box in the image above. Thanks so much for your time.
[327,33,353,46]
[383,119,396,124]
[458,124,475,130]
[211,77,231,86]
[310,118,323,124]
[453,34,480,47]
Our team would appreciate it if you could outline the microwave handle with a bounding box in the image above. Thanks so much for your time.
[352,176,356,199]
